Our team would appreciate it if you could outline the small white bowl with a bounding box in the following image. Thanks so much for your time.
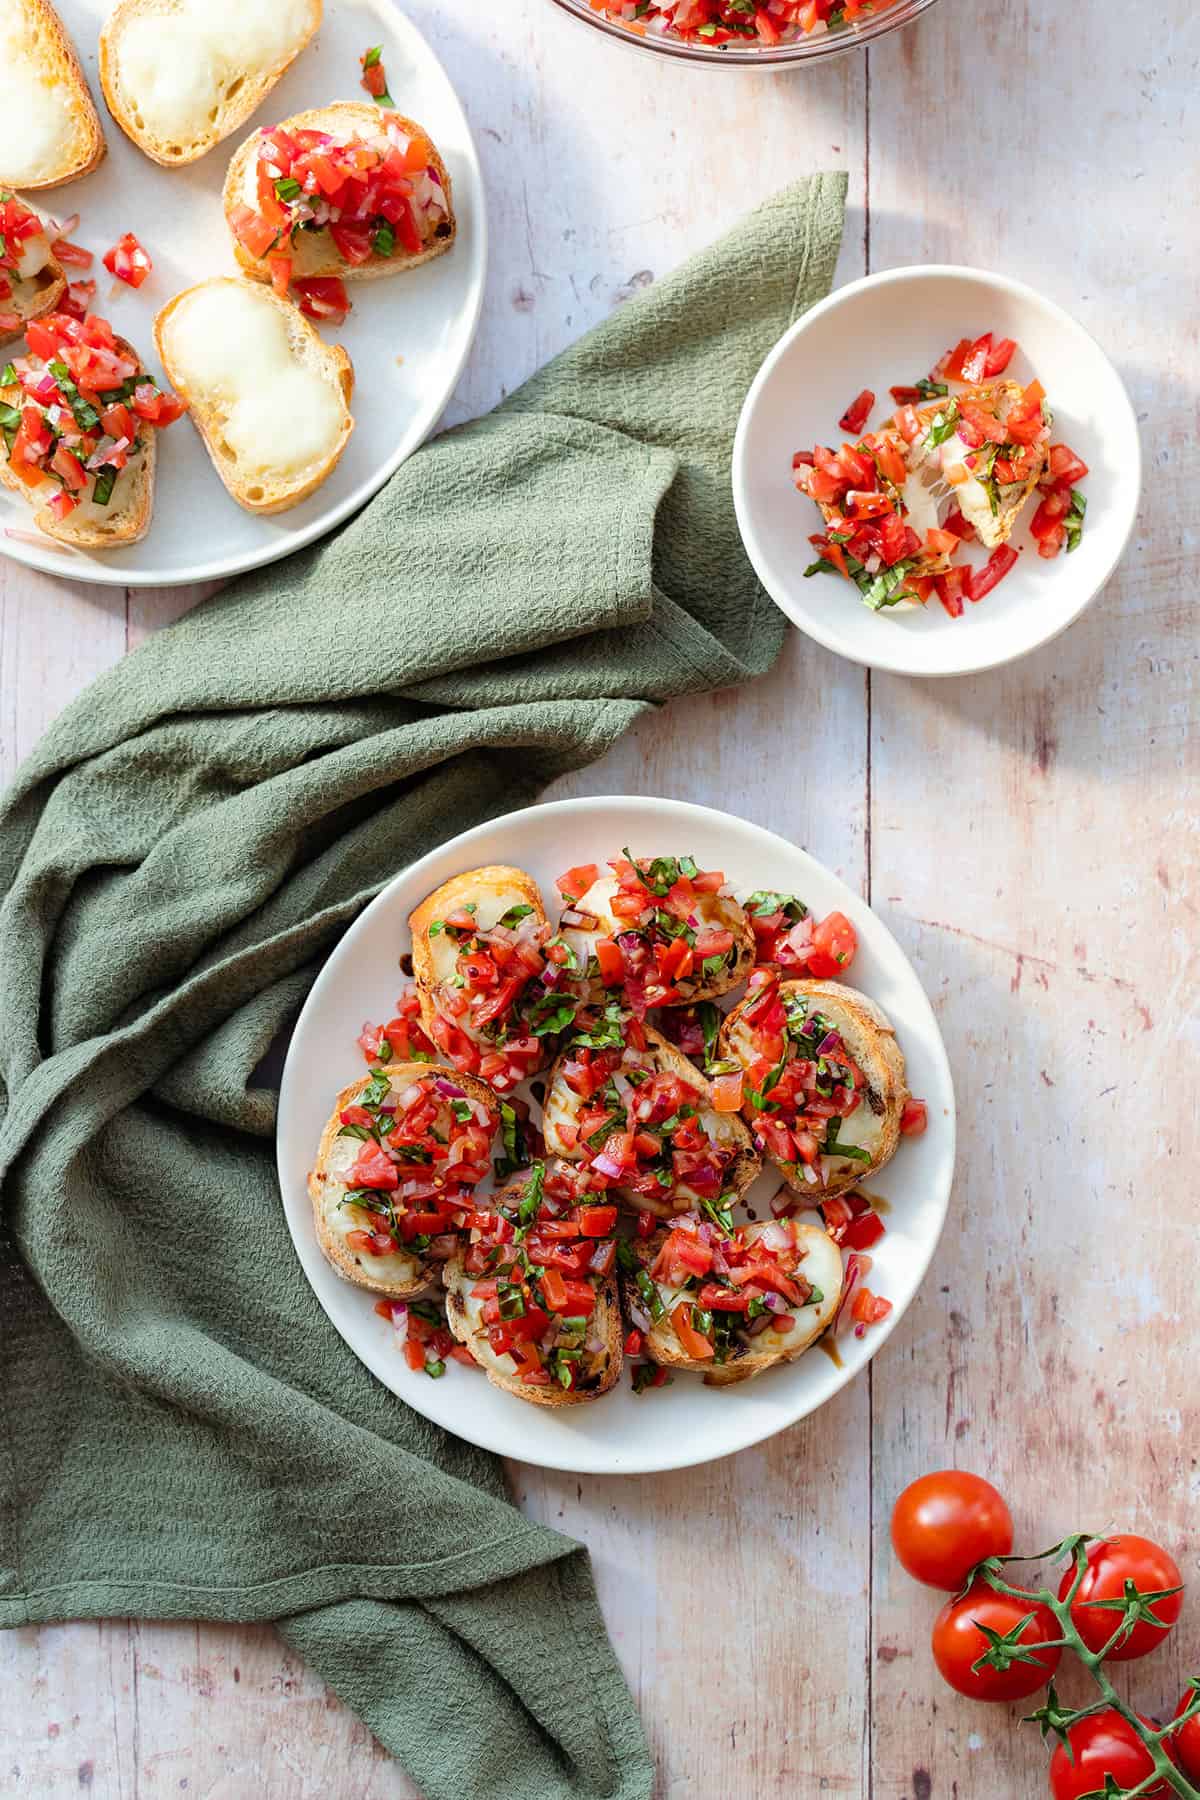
[732,266,1141,677]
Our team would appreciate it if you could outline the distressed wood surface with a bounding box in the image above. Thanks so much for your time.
[3,1,1197,1796]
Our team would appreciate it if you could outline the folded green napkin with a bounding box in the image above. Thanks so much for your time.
[0,173,846,1798]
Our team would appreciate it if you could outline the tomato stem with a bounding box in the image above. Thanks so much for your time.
[975,1543,1200,1799]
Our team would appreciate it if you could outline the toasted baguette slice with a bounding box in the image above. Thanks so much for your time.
[444,1180,623,1407]
[0,196,65,343]
[154,279,353,515]
[557,864,754,1007]
[99,0,320,168]
[0,0,105,190]
[224,103,456,285]
[308,1062,499,1301]
[0,333,157,548]
[627,1220,843,1388]
[543,1020,760,1219]
[720,978,908,1201]
[408,864,548,1055]
[903,381,1048,550]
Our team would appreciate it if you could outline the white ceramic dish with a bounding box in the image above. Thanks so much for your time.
[0,0,485,588]
[732,265,1141,677]
[277,796,956,1475]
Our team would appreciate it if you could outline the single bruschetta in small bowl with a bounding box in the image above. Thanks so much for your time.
[308,1061,499,1301]
[0,309,185,547]
[624,1214,843,1387]
[224,102,455,297]
[444,1163,623,1406]
[408,864,552,1091]
[542,1010,759,1219]
[718,973,908,1200]
[554,852,754,1011]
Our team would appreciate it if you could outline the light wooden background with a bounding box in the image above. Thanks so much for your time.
[3,1,1198,1796]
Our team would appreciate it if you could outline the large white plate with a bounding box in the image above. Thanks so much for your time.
[0,0,485,587]
[277,797,957,1475]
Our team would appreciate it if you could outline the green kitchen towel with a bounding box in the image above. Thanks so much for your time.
[0,173,846,1799]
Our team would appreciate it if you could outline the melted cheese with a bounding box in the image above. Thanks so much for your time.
[14,228,51,282]
[160,283,345,480]
[0,22,74,185]
[114,0,312,145]
[317,1076,424,1284]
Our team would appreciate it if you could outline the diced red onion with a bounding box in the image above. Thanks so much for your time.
[433,1077,465,1099]
[745,1313,773,1337]
[628,1303,651,1334]
[591,1151,624,1180]
[817,1031,843,1058]
[396,1082,423,1110]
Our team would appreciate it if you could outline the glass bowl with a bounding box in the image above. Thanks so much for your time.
[547,0,940,65]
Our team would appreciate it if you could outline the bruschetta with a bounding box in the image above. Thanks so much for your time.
[153,279,354,515]
[554,853,754,1011]
[718,974,908,1200]
[624,1215,843,1387]
[98,0,321,168]
[1,0,105,190]
[443,1164,623,1405]
[308,1061,499,1301]
[224,103,455,295]
[407,865,552,1091]
[0,192,64,342]
[899,380,1050,550]
[0,309,185,548]
[542,1012,760,1219]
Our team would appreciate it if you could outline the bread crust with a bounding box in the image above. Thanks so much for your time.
[0,247,66,345]
[308,1061,499,1301]
[720,977,908,1200]
[626,1220,843,1387]
[443,1178,623,1407]
[0,332,157,548]
[3,0,106,189]
[153,279,354,515]
[408,864,547,1047]
[224,104,456,284]
[543,1020,761,1219]
[99,0,321,167]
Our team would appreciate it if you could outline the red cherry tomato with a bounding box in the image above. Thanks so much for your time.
[1058,1535,1184,1661]
[931,1582,1061,1702]
[1049,1711,1175,1800]
[891,1471,1013,1590]
[1170,1693,1200,1780]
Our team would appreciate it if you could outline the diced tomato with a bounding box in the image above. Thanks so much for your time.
[624,1327,644,1356]
[267,254,293,298]
[851,1288,893,1326]
[229,204,280,262]
[967,545,1019,603]
[557,863,598,902]
[402,1337,427,1370]
[843,1211,887,1251]
[52,237,93,269]
[593,938,624,986]
[983,336,1018,377]
[924,526,960,558]
[937,337,974,382]
[838,389,875,435]
[943,508,975,542]
[1047,443,1089,487]
[872,437,908,487]
[330,220,374,266]
[578,1205,618,1237]
[805,910,857,979]
[1005,380,1047,445]
[671,1302,714,1361]
[346,1228,395,1257]
[710,1072,744,1114]
[102,232,152,289]
[347,1144,400,1190]
[636,1211,657,1240]
[958,401,1008,446]
[900,1097,928,1135]
[45,489,78,520]
[959,333,993,385]
[50,444,87,491]
[894,404,922,444]
[935,567,967,618]
[361,55,389,98]
[293,276,352,325]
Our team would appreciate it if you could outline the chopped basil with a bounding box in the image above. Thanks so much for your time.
[497,902,534,928]
[822,1118,872,1165]
[427,919,445,937]
[451,1098,473,1123]
[922,400,960,451]
[494,1100,526,1181]
[274,177,302,203]
[635,1268,665,1321]
[746,1295,767,1320]
[691,1307,713,1336]
[915,377,949,400]
[701,952,728,981]
[363,43,383,65]
[337,1123,372,1141]
[373,222,396,258]
[746,889,809,923]
[0,363,16,386]
[616,1238,639,1273]
[0,401,22,432]
[805,557,840,579]
[568,1002,627,1051]
[518,1162,545,1225]
[91,466,118,508]
[424,1359,446,1379]
[360,1070,392,1109]
[744,1055,787,1112]
[48,360,101,433]
[855,558,919,613]
[805,1287,825,1307]
[697,1000,721,1071]
[497,1285,526,1320]
[1066,488,1087,552]
[525,992,581,1038]
[701,1198,734,1234]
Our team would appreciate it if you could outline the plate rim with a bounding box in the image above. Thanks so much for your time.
[0,2,488,590]
[731,261,1143,678]
[276,793,958,1475]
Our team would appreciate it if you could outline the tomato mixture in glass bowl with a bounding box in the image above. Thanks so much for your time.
[546,0,940,64]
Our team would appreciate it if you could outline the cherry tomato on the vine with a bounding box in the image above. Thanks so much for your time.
[1049,1711,1176,1800]
[1170,1692,1200,1781]
[1058,1534,1184,1661]
[931,1582,1061,1702]
[891,1471,1013,1590]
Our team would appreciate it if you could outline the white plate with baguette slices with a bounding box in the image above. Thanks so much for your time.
[0,0,485,585]
[276,796,956,1475]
